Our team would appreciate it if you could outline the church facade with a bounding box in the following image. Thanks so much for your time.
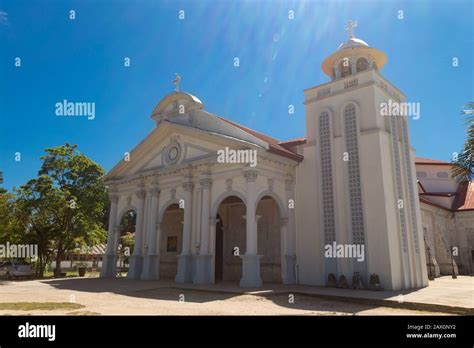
[100,25,472,290]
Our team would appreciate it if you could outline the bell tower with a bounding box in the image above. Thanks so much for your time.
[295,22,428,290]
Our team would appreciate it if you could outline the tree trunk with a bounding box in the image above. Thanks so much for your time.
[38,255,44,278]
[54,241,63,277]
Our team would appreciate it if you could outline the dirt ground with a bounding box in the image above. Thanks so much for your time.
[0,277,450,316]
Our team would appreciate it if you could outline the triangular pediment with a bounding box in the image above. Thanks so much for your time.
[140,138,217,172]
[104,122,262,182]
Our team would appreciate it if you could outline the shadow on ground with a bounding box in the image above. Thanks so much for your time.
[40,277,424,315]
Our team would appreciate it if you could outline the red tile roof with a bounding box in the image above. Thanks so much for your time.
[419,180,474,211]
[218,117,304,162]
[419,192,457,197]
[452,181,474,211]
[417,181,426,193]
[415,157,452,165]
[419,196,450,211]
[278,137,307,147]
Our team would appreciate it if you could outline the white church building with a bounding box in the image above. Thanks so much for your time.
[100,23,473,291]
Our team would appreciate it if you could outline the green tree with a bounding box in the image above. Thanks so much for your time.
[37,143,108,275]
[451,102,474,182]
[13,176,64,275]
[0,189,17,245]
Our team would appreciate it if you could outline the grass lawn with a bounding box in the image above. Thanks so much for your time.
[42,271,80,278]
[0,302,85,311]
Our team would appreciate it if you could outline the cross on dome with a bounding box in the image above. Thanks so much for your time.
[345,20,357,38]
[173,73,182,92]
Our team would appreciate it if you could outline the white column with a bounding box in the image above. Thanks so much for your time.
[141,186,160,280]
[200,177,212,254]
[194,175,213,284]
[284,175,297,284]
[147,188,160,255]
[127,187,146,279]
[350,56,357,75]
[209,217,219,283]
[334,63,341,79]
[176,179,194,283]
[245,170,258,254]
[240,169,263,288]
[101,189,119,278]
[182,181,194,254]
[155,221,164,280]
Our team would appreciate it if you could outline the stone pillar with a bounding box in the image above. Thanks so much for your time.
[155,221,162,279]
[141,186,160,280]
[176,179,194,283]
[209,217,219,282]
[127,187,147,279]
[284,175,297,284]
[280,217,292,284]
[194,175,213,284]
[334,64,341,80]
[101,189,119,278]
[350,56,357,75]
[240,169,263,288]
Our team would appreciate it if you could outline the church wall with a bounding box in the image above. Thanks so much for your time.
[421,204,474,275]
[359,129,403,290]
[452,212,474,274]
[295,144,325,285]
[421,206,455,275]
[409,148,429,286]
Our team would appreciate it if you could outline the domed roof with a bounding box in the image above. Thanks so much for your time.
[337,37,369,51]
[320,21,387,78]
[151,91,204,124]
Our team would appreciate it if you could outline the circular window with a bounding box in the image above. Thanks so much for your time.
[163,141,181,165]
[168,146,179,161]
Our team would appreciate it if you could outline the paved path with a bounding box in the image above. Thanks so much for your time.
[0,276,470,315]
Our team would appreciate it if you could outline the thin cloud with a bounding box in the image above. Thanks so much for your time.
[0,10,8,26]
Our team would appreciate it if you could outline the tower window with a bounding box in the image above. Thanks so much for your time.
[417,171,427,179]
[343,104,365,245]
[356,58,368,72]
[436,171,449,179]
[338,60,351,78]
[319,111,336,244]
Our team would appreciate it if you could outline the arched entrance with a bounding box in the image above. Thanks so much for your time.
[256,195,282,283]
[117,209,137,277]
[214,195,246,283]
[159,203,184,279]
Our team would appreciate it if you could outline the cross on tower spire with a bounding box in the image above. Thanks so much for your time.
[173,73,182,92]
[345,20,357,39]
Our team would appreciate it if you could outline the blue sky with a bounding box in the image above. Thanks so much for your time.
[0,0,472,190]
